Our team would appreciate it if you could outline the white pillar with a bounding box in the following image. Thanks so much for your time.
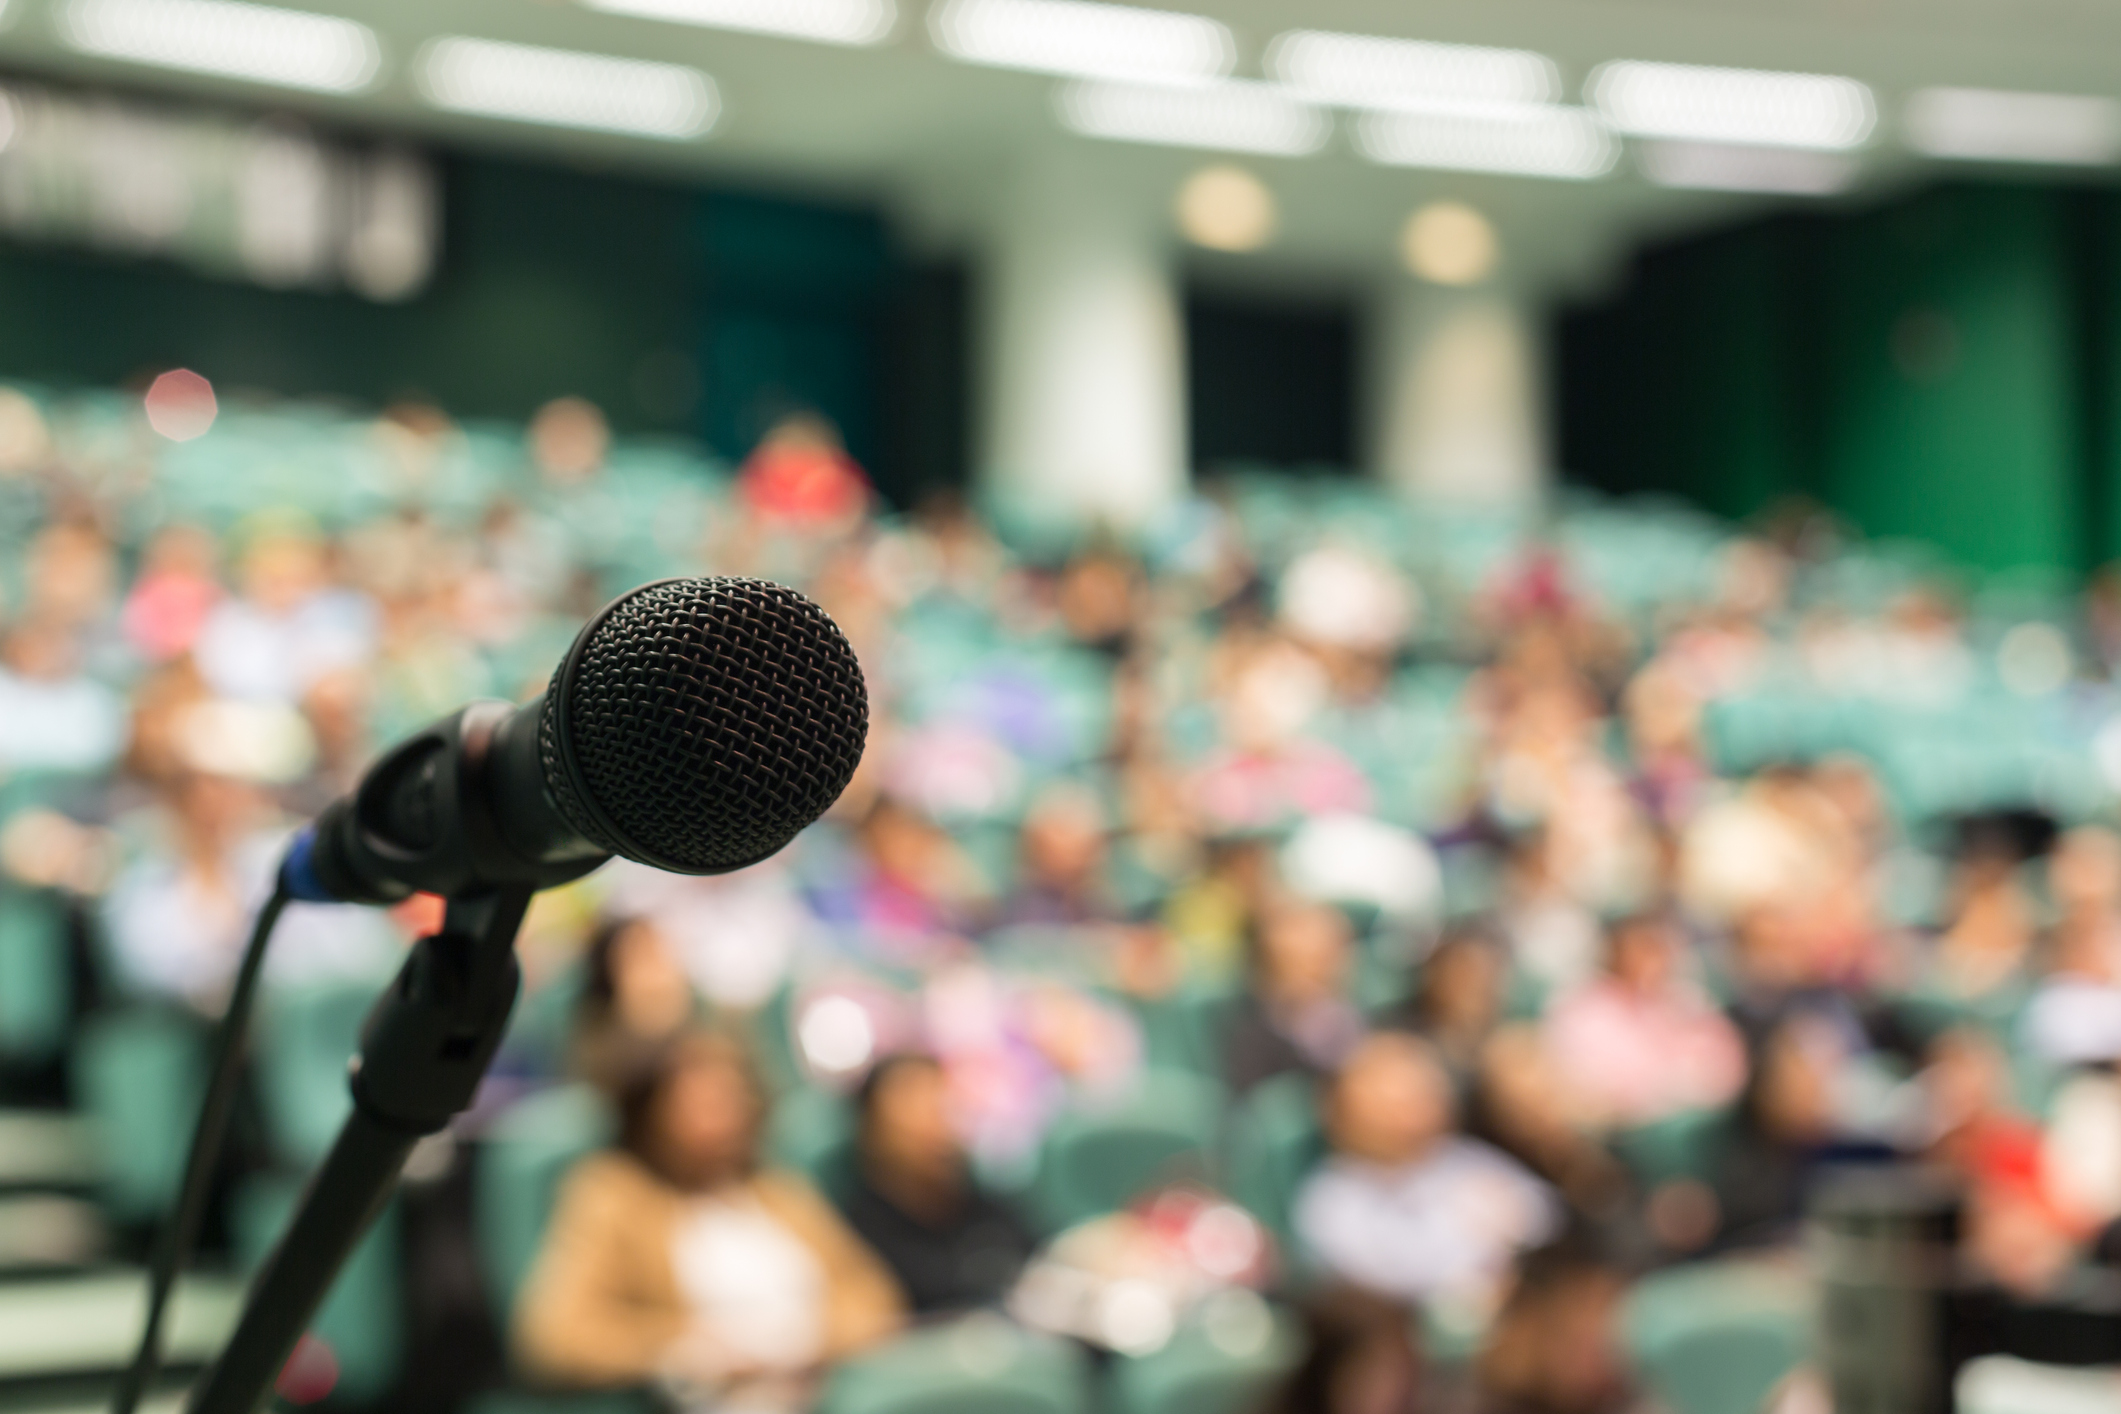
[1369,281,1547,508]
[978,152,1185,532]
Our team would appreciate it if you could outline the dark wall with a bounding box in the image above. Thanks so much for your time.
[0,146,969,504]
[1186,287,1358,472]
[1556,181,2119,574]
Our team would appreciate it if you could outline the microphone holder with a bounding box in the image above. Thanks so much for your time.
[186,886,533,1414]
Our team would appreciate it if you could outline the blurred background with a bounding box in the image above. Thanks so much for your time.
[2,1,2121,1412]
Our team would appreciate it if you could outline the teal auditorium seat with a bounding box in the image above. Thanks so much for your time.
[233,1173,403,1406]
[0,886,72,1064]
[1108,1300,1301,1414]
[255,981,376,1166]
[1223,1072,1324,1250]
[1624,1260,1811,1414]
[475,1085,614,1322]
[819,1317,1091,1414]
[1029,1069,1224,1232]
[71,1008,205,1223]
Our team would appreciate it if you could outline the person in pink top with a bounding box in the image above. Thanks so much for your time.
[1542,912,1747,1130]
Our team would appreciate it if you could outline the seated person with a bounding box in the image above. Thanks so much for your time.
[515,1030,904,1409]
[1541,912,1746,1130]
[1379,920,1507,1096]
[838,1053,1035,1314]
[1475,1238,1645,1414]
[568,914,700,1093]
[1224,899,1365,1096]
[1295,1032,1559,1311]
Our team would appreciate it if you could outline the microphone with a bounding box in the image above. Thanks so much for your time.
[283,575,870,904]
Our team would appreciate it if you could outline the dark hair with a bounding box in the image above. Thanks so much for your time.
[613,1028,766,1185]
[1255,1286,1421,1414]
[581,913,648,1010]
[854,1052,942,1130]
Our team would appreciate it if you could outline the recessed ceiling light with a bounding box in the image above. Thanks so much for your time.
[932,0,1232,85]
[1356,105,1615,179]
[1402,201,1498,285]
[584,0,895,48]
[1175,164,1275,251]
[419,37,718,140]
[1637,140,1857,194]
[1589,61,1874,151]
[1059,79,1329,156]
[57,0,380,93]
[1267,29,1557,109]
[1905,87,2121,166]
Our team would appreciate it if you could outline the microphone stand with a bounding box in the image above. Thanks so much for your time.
[186,886,532,1414]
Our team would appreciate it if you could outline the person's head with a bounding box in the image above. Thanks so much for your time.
[584,916,695,1042]
[2051,825,2121,917]
[1416,922,1505,1034]
[1259,1286,1421,1414]
[1478,1239,1634,1414]
[1742,1016,1840,1146]
[1922,1026,2012,1135]
[1,617,79,682]
[1325,1032,1454,1165]
[856,1053,963,1193]
[1250,899,1353,1006]
[1019,784,1107,894]
[237,528,326,613]
[618,1029,766,1191]
[1604,912,1680,994]
[529,396,609,485]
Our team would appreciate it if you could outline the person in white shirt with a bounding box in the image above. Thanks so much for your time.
[1295,1031,1559,1311]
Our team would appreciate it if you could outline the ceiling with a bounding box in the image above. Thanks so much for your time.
[0,0,2117,300]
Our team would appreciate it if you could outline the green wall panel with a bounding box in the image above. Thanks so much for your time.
[1816,186,2078,573]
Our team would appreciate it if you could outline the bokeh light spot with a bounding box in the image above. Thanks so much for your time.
[1401,200,1498,285]
[1175,163,1276,251]
[144,368,218,441]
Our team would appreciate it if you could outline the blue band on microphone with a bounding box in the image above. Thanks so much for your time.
[279,827,336,903]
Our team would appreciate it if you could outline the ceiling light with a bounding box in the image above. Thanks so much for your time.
[1402,201,1497,285]
[584,0,894,47]
[1356,105,1615,179]
[1590,61,1874,150]
[1637,140,1856,194]
[1267,29,1557,109]
[57,0,380,93]
[1905,87,2121,166]
[1175,164,1275,251]
[419,37,718,140]
[932,0,1232,85]
[1059,79,1329,156]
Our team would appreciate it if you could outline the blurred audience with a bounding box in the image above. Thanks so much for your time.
[838,1053,1033,1314]
[515,1030,903,1407]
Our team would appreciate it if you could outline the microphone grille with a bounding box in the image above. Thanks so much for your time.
[539,576,868,874]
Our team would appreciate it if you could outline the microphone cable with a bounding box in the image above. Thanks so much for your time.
[109,876,293,1414]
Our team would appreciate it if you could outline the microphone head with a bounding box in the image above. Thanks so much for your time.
[538,576,868,875]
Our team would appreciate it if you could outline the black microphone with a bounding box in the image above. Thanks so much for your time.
[282,575,870,904]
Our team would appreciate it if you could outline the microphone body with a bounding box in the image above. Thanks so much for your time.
[284,695,606,905]
[281,574,870,905]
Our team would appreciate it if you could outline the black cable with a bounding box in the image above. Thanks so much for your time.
[109,879,292,1414]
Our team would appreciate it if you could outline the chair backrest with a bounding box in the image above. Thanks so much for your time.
[475,1085,616,1320]
[70,1008,205,1223]
[0,886,73,1063]
[1031,1069,1225,1232]
[1107,1304,1301,1414]
[819,1317,1091,1414]
[1223,1071,1324,1248]
[1624,1260,1810,1414]
[256,982,377,1166]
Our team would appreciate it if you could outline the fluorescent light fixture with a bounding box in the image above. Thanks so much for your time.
[1590,60,1874,150]
[932,0,1232,85]
[1267,29,1558,109]
[1356,105,1615,179]
[1059,79,1328,155]
[1637,140,1856,194]
[584,0,894,47]
[57,0,379,93]
[420,37,718,140]
[1905,87,2121,166]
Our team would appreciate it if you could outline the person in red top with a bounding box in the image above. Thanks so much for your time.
[735,413,873,534]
